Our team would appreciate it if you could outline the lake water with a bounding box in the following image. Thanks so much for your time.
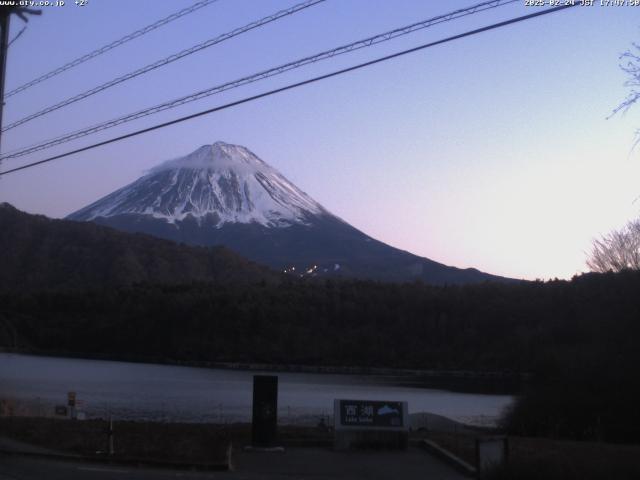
[0,353,512,427]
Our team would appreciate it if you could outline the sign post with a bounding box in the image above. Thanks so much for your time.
[334,399,409,450]
[251,375,278,447]
[67,391,76,420]
[476,436,508,478]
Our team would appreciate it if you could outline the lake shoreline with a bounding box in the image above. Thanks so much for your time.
[0,347,525,394]
[0,351,514,427]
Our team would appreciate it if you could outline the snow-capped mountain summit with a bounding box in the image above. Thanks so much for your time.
[69,142,508,284]
[69,141,326,228]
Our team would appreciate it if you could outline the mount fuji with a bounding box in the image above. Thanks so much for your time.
[68,142,505,284]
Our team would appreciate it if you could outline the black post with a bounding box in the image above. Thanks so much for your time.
[251,375,278,447]
[108,415,114,456]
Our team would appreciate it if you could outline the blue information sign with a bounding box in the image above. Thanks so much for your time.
[339,400,403,427]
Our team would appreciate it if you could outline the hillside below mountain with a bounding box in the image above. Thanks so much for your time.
[0,203,274,292]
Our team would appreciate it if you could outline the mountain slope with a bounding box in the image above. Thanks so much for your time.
[0,203,274,292]
[69,142,326,228]
[68,142,509,284]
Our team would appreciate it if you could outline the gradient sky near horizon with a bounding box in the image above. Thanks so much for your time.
[1,0,639,280]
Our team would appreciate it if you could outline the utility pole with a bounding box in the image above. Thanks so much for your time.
[0,6,41,157]
[0,8,11,156]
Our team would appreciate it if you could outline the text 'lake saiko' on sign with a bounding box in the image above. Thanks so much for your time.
[339,400,404,427]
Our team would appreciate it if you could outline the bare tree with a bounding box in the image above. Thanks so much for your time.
[590,44,640,272]
[612,43,640,116]
[587,219,640,272]
[611,42,640,147]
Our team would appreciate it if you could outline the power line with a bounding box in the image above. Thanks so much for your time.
[1,0,325,132]
[0,3,577,178]
[1,0,518,161]
[4,0,221,99]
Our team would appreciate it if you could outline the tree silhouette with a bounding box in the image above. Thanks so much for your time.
[587,218,640,272]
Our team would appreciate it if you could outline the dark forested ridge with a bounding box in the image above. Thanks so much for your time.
[2,272,638,373]
[86,211,509,285]
[1,203,639,442]
[0,203,276,291]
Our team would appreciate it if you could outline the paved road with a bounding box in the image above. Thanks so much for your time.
[0,455,220,480]
[233,446,467,479]
[0,447,466,480]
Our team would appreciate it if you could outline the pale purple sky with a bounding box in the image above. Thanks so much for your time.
[1,0,639,280]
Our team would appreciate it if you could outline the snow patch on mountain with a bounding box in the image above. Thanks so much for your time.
[68,142,327,228]
[151,142,270,175]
